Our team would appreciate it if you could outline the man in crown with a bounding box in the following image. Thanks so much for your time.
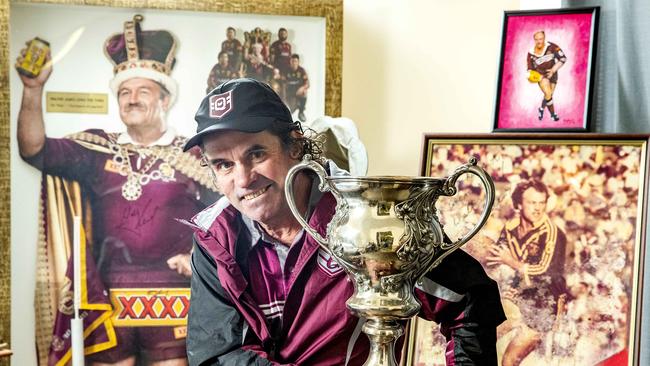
[15,15,216,366]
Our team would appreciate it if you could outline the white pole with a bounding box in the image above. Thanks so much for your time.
[71,216,85,366]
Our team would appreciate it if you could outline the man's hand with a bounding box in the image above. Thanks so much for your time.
[545,61,564,79]
[487,245,523,272]
[167,253,192,277]
[15,43,52,88]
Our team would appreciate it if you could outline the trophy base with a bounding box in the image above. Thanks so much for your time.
[362,319,403,366]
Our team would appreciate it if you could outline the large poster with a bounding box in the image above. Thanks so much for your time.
[9,2,330,364]
[409,135,648,366]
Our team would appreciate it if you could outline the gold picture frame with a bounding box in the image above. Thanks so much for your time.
[0,0,342,363]
[407,133,649,366]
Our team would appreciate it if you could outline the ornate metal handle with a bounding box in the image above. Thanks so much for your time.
[284,156,339,252]
[439,157,495,252]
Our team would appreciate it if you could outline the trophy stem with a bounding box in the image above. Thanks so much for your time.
[362,319,404,366]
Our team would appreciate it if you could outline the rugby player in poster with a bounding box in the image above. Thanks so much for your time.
[527,30,566,122]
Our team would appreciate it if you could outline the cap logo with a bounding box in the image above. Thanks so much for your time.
[209,90,233,119]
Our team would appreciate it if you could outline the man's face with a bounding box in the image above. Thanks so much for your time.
[202,130,301,225]
[227,29,235,40]
[117,78,169,130]
[520,187,547,224]
[252,43,263,56]
[279,29,288,41]
[219,53,229,66]
[534,32,545,49]
[290,57,299,70]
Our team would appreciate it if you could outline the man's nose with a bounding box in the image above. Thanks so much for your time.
[128,92,140,104]
[234,164,257,188]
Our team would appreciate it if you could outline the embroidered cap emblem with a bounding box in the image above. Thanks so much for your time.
[317,249,344,276]
[209,90,233,119]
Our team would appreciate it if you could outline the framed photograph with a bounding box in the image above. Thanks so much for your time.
[493,7,599,132]
[1,1,342,365]
[407,133,649,365]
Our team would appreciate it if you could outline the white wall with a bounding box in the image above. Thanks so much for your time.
[342,0,524,176]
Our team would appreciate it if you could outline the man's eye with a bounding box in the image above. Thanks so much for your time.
[214,161,234,171]
[250,150,266,161]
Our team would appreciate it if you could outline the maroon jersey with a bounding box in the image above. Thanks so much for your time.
[207,63,237,92]
[221,39,243,65]
[24,129,207,284]
[270,40,292,74]
[285,66,308,92]
[527,42,567,82]
[245,60,274,84]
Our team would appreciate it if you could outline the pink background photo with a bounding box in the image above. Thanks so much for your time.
[496,12,595,130]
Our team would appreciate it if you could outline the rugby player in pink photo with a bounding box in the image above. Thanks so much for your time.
[527,30,567,122]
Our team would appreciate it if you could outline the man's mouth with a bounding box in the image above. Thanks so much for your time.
[126,105,145,112]
[242,186,270,201]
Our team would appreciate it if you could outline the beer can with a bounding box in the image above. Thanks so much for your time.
[17,37,50,78]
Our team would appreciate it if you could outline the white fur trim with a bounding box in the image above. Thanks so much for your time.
[109,68,178,105]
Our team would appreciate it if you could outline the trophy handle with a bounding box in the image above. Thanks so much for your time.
[285,156,336,251]
[439,157,495,252]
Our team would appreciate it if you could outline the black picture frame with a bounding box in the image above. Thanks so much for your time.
[493,7,599,132]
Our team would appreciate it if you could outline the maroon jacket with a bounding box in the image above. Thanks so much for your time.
[187,181,505,365]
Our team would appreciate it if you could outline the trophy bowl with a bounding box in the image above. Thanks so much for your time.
[285,156,495,366]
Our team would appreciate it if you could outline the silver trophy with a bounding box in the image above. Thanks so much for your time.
[285,156,495,366]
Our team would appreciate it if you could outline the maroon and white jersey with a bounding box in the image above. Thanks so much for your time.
[270,40,292,74]
[527,41,567,74]
[23,129,210,287]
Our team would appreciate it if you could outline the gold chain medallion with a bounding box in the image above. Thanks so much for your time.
[122,175,143,201]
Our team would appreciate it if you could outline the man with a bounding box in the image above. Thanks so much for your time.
[221,27,244,71]
[243,42,279,87]
[183,78,506,365]
[487,180,567,366]
[16,15,216,365]
[527,30,566,121]
[269,28,292,77]
[206,51,237,93]
[284,54,309,122]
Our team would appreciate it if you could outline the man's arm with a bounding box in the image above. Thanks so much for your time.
[299,69,309,95]
[546,45,567,78]
[16,46,52,158]
[206,64,219,94]
[187,238,296,366]
[546,60,565,78]
[416,250,505,365]
[527,53,535,71]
